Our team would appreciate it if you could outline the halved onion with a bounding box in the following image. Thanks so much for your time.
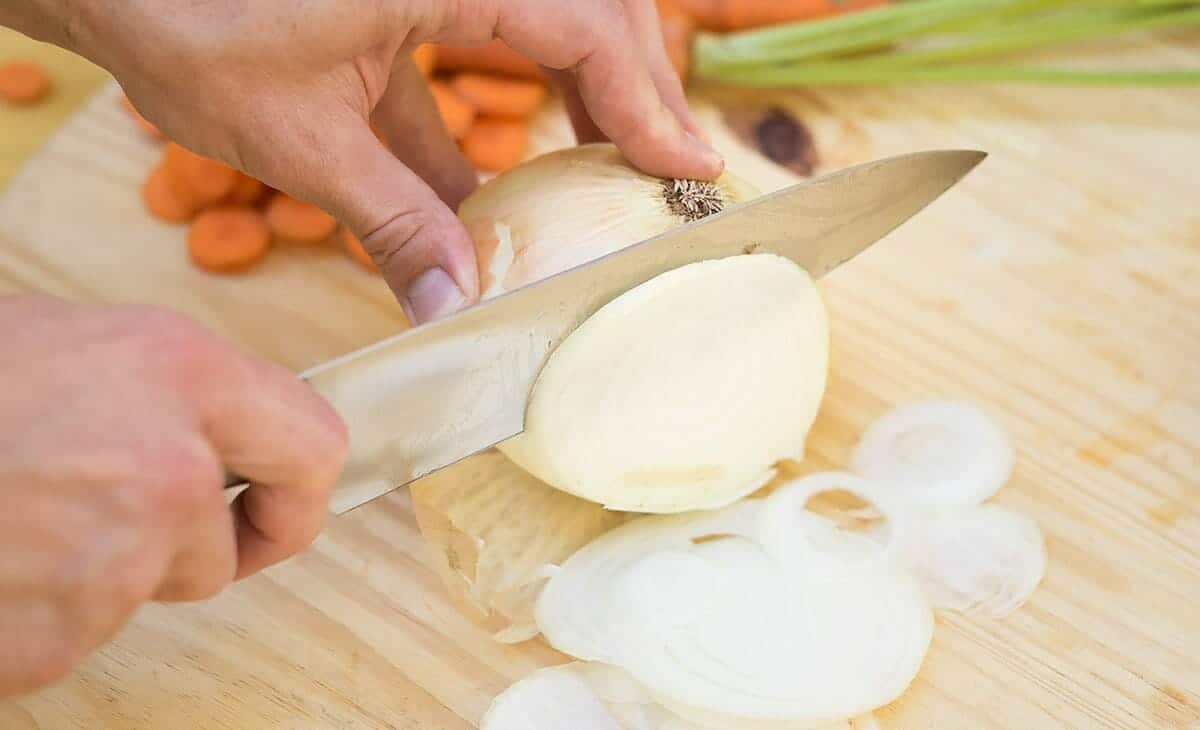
[900,503,1047,616]
[534,479,933,728]
[498,254,830,513]
[850,400,1014,509]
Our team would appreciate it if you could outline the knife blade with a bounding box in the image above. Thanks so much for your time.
[226,149,986,514]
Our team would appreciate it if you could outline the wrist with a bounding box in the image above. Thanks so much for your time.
[1,0,101,61]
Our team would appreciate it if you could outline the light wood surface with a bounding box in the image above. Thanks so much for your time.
[0,32,109,189]
[1,31,1199,730]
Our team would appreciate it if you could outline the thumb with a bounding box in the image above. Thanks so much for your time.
[305,118,481,325]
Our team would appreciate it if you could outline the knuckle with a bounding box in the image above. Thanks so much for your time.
[142,439,224,518]
[361,208,429,265]
[105,554,164,613]
[114,305,229,382]
[24,624,83,691]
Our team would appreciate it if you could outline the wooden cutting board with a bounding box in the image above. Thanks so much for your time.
[1,36,1198,730]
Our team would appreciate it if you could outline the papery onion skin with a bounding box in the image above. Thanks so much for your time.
[458,143,761,298]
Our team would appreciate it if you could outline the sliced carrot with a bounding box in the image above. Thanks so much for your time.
[413,44,437,77]
[450,74,546,119]
[0,60,52,105]
[263,192,339,243]
[461,118,528,172]
[433,40,540,80]
[120,95,162,139]
[187,206,271,273]
[163,143,239,208]
[226,173,266,205]
[142,164,198,223]
[657,0,697,79]
[430,81,477,140]
[341,228,377,272]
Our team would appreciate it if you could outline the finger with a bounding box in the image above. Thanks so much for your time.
[493,0,723,180]
[274,107,481,323]
[153,486,238,602]
[372,54,479,212]
[543,3,706,150]
[171,332,349,579]
[541,68,606,145]
[620,0,707,140]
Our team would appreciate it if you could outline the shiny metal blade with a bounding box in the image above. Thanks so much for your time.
[227,149,985,514]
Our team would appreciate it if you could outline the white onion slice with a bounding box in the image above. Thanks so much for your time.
[535,483,933,728]
[900,504,1046,616]
[849,400,1014,509]
[481,663,623,730]
[498,254,830,514]
[481,661,853,730]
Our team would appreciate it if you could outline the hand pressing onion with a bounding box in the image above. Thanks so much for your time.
[457,144,830,514]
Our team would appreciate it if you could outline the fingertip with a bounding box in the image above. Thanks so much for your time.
[231,483,329,579]
[685,131,725,179]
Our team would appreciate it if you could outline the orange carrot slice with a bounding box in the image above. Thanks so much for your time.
[341,228,377,272]
[461,118,528,172]
[430,81,477,140]
[450,74,546,119]
[227,173,266,205]
[187,206,271,273]
[264,192,338,243]
[163,143,238,208]
[0,60,51,105]
[142,164,198,223]
[413,44,437,77]
[433,41,540,80]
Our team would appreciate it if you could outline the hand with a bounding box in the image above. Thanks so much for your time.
[0,294,348,696]
[29,0,723,324]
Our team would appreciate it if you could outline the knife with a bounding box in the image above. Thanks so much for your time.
[225,148,986,515]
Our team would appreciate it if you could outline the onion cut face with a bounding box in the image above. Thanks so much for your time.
[499,254,831,513]
[534,474,933,729]
[850,400,1015,510]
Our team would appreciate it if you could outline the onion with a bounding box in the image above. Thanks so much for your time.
[458,143,761,298]
[481,663,623,730]
[456,144,830,514]
[899,504,1047,617]
[849,400,1014,509]
[499,254,829,513]
[481,661,855,730]
[534,477,933,728]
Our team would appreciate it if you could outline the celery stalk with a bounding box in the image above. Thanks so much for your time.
[698,63,1200,86]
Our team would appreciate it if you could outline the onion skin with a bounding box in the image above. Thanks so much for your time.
[457,143,761,298]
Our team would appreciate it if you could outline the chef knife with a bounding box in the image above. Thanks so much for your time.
[225,149,986,514]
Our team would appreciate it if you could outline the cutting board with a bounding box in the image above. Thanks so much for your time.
[1,35,1199,729]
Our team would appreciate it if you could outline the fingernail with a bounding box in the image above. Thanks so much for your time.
[686,132,724,176]
[402,268,468,324]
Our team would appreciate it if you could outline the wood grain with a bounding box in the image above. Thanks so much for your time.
[1,35,1199,729]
